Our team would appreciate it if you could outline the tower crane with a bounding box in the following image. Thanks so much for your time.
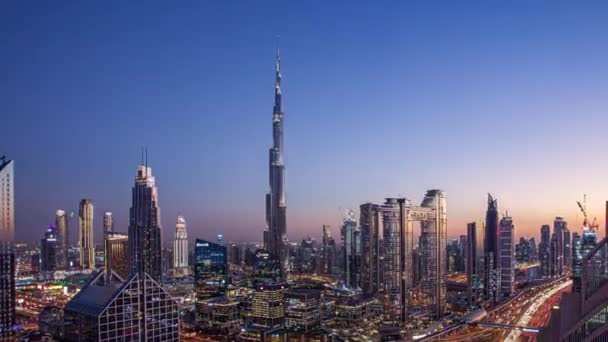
[577,194,599,231]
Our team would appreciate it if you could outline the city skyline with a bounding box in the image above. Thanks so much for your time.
[5,2,608,243]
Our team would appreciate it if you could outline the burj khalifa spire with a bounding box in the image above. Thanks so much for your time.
[265,48,287,273]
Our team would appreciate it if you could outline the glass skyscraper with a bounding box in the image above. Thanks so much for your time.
[484,194,499,302]
[194,239,228,305]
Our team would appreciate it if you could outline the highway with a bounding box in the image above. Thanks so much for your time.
[421,277,570,341]
[505,280,572,341]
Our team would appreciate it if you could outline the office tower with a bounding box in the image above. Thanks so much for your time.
[515,237,530,264]
[254,249,282,284]
[128,158,162,282]
[294,237,317,274]
[264,49,287,273]
[194,239,227,307]
[563,227,571,269]
[466,221,484,306]
[320,224,336,274]
[572,228,597,292]
[360,203,380,296]
[102,211,113,234]
[341,210,361,288]
[230,243,241,265]
[447,240,464,273]
[55,210,69,270]
[0,157,14,242]
[105,231,129,280]
[458,235,467,271]
[41,225,59,272]
[553,217,566,275]
[498,216,514,298]
[484,194,499,302]
[284,289,321,332]
[0,242,15,338]
[539,224,551,277]
[79,199,95,270]
[173,215,188,275]
[63,271,179,341]
[529,237,538,262]
[251,282,285,328]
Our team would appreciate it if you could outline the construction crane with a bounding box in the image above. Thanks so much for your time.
[577,194,599,231]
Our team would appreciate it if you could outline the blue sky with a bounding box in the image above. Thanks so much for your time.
[3,1,608,243]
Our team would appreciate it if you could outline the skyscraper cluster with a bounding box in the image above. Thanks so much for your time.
[354,191,448,319]
[466,195,515,305]
[62,155,180,341]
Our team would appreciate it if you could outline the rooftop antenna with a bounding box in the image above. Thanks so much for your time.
[145,147,148,169]
[141,146,144,166]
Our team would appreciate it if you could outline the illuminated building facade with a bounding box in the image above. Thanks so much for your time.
[285,289,321,332]
[254,249,282,284]
[128,160,162,282]
[63,271,179,341]
[341,210,361,289]
[484,194,499,302]
[467,221,484,306]
[0,241,15,338]
[264,49,288,273]
[79,199,95,270]
[173,215,188,274]
[498,216,514,298]
[0,157,14,242]
[41,224,59,272]
[194,239,227,306]
[56,209,69,270]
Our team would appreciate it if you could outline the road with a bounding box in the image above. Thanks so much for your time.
[422,277,570,341]
[504,280,572,341]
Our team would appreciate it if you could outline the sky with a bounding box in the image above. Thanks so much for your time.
[3,1,608,244]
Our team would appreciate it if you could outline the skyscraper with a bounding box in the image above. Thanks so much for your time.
[79,199,95,270]
[173,215,188,274]
[319,225,334,274]
[359,191,447,319]
[553,216,566,275]
[0,242,15,338]
[194,239,227,306]
[55,210,69,270]
[103,211,113,234]
[341,210,361,289]
[0,157,14,242]
[498,216,514,298]
[41,224,59,273]
[105,231,129,280]
[466,221,484,306]
[563,226,571,269]
[360,202,380,296]
[484,194,499,302]
[264,49,287,272]
[539,224,551,277]
[0,157,15,338]
[128,158,162,282]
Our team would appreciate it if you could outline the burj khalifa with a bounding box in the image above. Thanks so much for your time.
[264,49,287,272]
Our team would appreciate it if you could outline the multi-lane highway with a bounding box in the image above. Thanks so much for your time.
[421,277,570,341]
